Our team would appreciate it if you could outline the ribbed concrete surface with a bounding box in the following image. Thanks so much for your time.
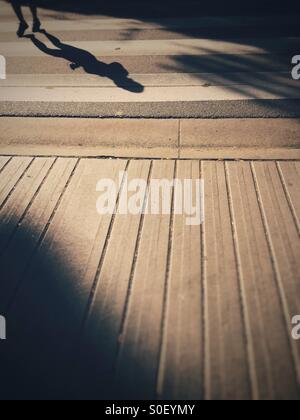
[0,156,299,400]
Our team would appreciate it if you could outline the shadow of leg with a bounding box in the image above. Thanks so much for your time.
[10,1,29,37]
[30,4,42,33]
[17,20,29,37]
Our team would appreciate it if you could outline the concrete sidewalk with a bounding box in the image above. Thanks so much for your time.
[0,155,299,400]
[0,117,300,159]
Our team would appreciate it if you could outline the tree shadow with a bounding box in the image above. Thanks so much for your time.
[7,0,299,19]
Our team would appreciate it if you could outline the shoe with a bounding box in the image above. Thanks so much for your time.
[17,21,29,38]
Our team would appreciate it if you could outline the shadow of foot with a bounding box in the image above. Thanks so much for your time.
[32,18,42,33]
[17,20,29,37]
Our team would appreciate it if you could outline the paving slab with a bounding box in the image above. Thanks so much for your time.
[0,117,179,158]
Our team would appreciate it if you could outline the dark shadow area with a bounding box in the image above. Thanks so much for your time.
[0,213,142,400]
[6,0,300,18]
[24,30,144,93]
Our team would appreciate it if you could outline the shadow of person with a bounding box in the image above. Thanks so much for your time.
[10,0,41,37]
[25,30,144,93]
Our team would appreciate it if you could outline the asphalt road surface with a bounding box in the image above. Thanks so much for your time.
[0,0,300,117]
